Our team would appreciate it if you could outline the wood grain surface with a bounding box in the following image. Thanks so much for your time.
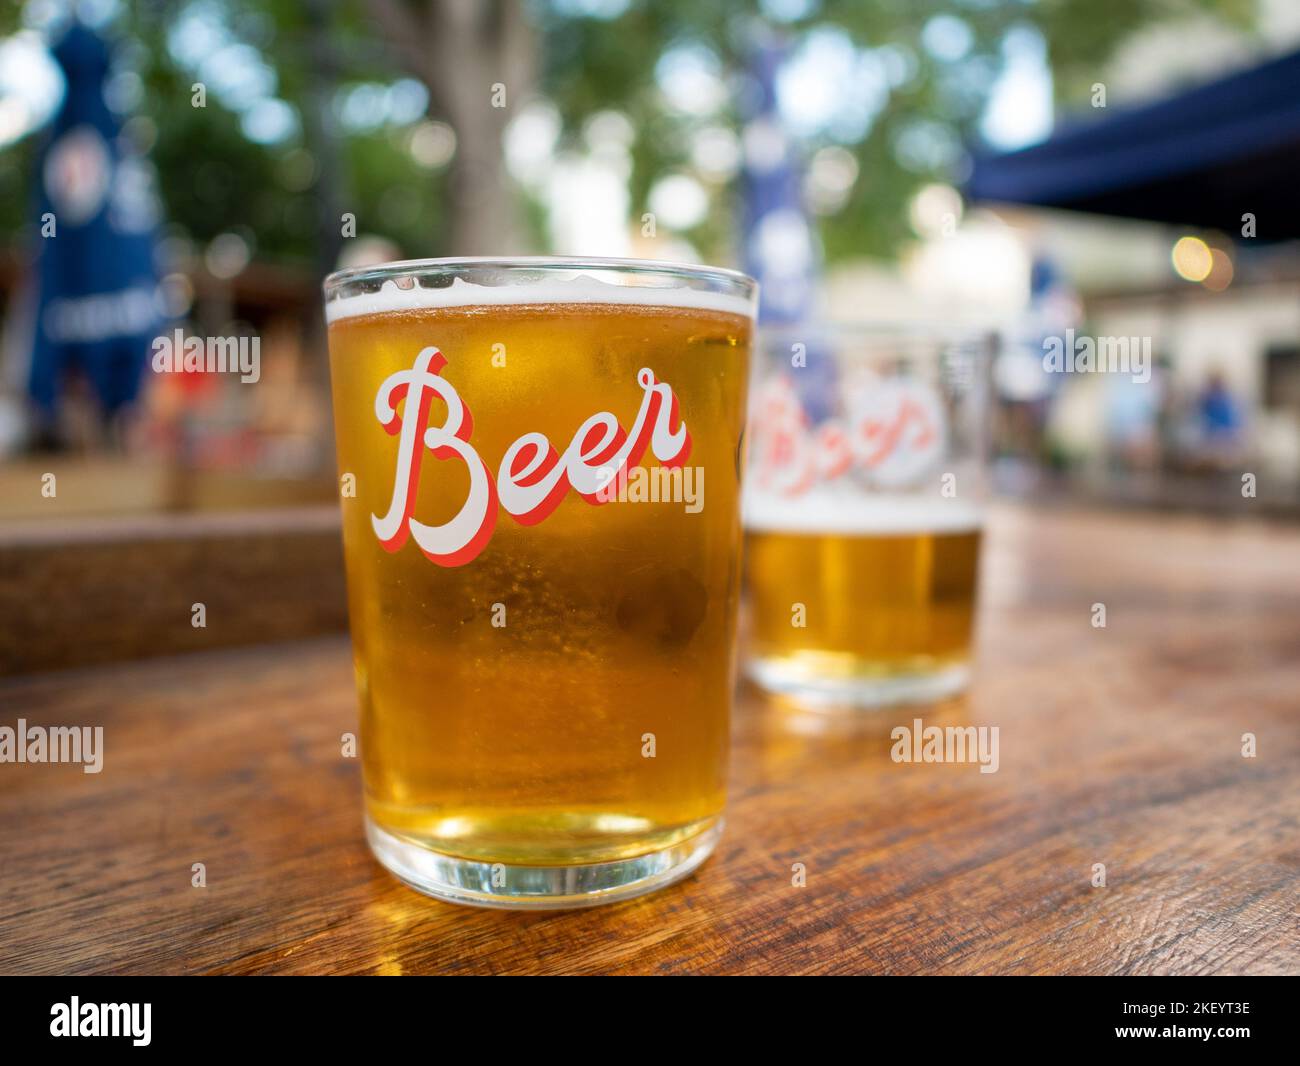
[1,503,1297,975]
[0,508,346,675]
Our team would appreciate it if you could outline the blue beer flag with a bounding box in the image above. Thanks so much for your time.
[29,20,162,422]
[739,37,817,327]
[739,35,835,421]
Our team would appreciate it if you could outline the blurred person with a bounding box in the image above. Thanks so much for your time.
[1194,370,1246,469]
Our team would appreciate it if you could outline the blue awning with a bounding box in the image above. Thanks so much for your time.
[965,49,1300,240]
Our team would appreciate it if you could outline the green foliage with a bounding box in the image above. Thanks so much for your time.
[536,0,1260,262]
[0,0,1263,270]
[0,0,448,267]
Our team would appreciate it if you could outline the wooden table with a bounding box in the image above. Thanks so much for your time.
[2,504,1297,975]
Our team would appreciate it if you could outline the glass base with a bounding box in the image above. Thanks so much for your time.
[365,815,723,910]
[747,656,970,710]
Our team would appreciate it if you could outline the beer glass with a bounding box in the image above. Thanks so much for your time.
[743,325,991,708]
[323,257,755,907]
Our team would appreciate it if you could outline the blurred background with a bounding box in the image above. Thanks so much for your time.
[2,0,1300,669]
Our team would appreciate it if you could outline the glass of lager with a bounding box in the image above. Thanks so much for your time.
[323,257,755,907]
[743,325,991,709]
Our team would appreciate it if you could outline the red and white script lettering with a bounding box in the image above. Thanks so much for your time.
[371,349,691,566]
[750,375,944,495]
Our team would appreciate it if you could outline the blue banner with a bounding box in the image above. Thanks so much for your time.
[29,21,162,419]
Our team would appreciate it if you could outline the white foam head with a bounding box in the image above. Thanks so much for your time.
[326,273,755,323]
[744,488,983,535]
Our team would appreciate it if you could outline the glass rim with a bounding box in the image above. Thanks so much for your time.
[323,254,758,305]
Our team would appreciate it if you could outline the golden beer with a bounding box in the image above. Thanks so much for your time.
[323,259,754,906]
[745,517,981,698]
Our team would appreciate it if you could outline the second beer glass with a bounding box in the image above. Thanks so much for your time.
[744,326,990,709]
[324,257,755,908]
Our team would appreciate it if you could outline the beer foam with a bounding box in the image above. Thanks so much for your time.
[325,274,755,323]
[743,489,983,535]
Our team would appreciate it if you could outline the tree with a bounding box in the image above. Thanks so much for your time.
[370,0,536,253]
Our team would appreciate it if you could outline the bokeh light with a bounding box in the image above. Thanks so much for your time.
[1171,235,1213,282]
[909,182,964,238]
[1201,247,1234,291]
